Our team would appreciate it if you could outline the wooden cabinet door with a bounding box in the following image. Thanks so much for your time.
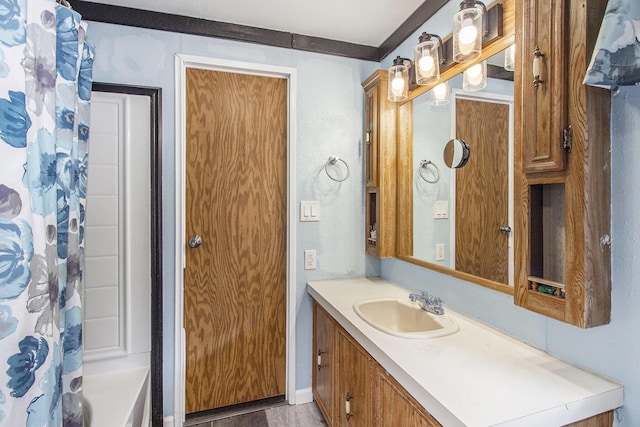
[362,70,397,258]
[313,303,335,425]
[375,366,441,427]
[520,0,568,173]
[336,328,373,427]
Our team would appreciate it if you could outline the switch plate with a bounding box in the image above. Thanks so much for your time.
[435,243,445,261]
[304,250,317,270]
[300,201,320,222]
[434,200,449,219]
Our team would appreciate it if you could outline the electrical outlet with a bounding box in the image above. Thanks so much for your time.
[304,250,317,270]
[435,243,445,261]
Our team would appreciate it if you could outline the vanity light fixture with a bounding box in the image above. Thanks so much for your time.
[453,0,488,63]
[430,81,450,106]
[388,56,412,102]
[463,61,487,91]
[415,32,445,86]
[504,44,515,71]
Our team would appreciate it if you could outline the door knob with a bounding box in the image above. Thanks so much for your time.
[189,235,203,248]
[500,226,512,234]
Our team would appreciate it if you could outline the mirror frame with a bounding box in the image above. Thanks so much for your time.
[396,0,515,295]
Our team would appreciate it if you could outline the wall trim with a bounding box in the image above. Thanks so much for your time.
[295,388,314,405]
[69,0,449,62]
[91,83,163,427]
[173,55,297,426]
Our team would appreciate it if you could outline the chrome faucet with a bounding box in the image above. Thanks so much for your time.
[409,290,444,315]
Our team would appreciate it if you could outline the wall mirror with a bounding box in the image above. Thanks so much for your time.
[397,47,516,293]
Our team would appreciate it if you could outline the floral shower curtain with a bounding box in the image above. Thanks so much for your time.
[0,0,94,425]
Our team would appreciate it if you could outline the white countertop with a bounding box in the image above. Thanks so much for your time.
[307,277,623,427]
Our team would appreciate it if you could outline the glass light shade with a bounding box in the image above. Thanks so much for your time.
[463,61,487,91]
[388,62,409,102]
[453,5,483,62]
[504,44,515,71]
[415,38,440,85]
[430,81,450,106]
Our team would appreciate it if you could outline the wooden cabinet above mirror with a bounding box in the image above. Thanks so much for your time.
[513,0,611,328]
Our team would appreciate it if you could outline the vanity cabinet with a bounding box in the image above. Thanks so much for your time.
[312,302,440,426]
[336,328,373,426]
[362,71,397,258]
[312,302,335,425]
[514,0,611,327]
[375,365,441,427]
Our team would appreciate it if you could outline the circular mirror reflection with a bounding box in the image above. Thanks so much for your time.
[443,138,470,168]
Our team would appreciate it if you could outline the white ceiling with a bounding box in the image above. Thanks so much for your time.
[81,0,426,46]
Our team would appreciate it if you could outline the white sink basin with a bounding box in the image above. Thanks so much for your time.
[353,298,459,339]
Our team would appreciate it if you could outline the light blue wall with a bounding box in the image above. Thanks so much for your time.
[86,1,640,423]
[382,1,640,424]
[86,22,377,417]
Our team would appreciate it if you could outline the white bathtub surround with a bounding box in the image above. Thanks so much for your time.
[307,277,623,427]
[82,90,153,426]
[84,367,150,427]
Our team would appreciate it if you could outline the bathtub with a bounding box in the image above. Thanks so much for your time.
[83,367,150,427]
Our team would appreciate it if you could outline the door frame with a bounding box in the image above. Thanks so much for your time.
[451,89,514,286]
[173,54,297,424]
[90,83,163,427]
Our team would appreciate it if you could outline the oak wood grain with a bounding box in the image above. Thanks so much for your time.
[374,365,442,427]
[336,327,373,427]
[362,71,397,258]
[522,0,568,173]
[184,68,287,412]
[514,0,611,327]
[563,410,613,427]
[312,302,335,425]
[455,98,510,284]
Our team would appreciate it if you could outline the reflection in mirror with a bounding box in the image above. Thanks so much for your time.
[410,49,515,286]
[443,139,470,168]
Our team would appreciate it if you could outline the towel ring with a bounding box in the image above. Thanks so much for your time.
[325,156,350,182]
[419,160,440,184]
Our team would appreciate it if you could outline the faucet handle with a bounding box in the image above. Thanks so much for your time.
[421,290,430,297]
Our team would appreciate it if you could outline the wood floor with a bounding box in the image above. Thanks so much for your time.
[185,402,326,427]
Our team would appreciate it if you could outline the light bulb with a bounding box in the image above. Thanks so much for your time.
[458,18,478,44]
[433,82,447,98]
[466,63,483,85]
[458,18,478,54]
[418,55,435,74]
[504,44,515,71]
[391,76,405,95]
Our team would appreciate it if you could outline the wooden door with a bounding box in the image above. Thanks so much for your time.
[336,328,372,427]
[184,68,287,413]
[455,98,510,284]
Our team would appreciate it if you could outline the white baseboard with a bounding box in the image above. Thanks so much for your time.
[163,415,174,427]
[295,387,313,405]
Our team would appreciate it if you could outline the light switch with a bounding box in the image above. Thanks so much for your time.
[300,201,320,222]
[434,200,449,219]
